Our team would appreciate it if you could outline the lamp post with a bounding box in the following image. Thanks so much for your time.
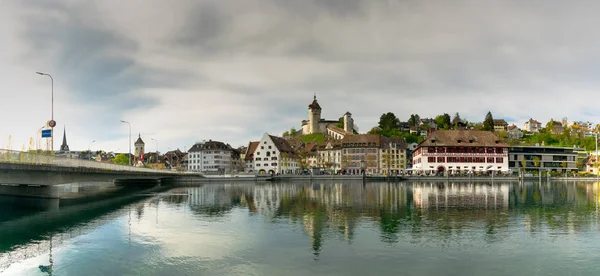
[151,138,158,163]
[120,120,131,166]
[36,72,54,152]
[88,140,96,160]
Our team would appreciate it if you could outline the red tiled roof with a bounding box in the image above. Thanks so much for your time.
[245,141,259,161]
[419,130,506,147]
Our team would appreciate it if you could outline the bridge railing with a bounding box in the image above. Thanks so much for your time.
[0,149,174,174]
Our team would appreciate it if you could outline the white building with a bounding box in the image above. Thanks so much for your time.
[524,118,542,133]
[318,141,342,173]
[254,133,299,174]
[187,140,236,173]
[412,130,509,174]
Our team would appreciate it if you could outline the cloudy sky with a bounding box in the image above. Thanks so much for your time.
[2,0,600,153]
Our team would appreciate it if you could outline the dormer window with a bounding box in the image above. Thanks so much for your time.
[469,139,474,143]
[431,138,436,143]
[457,138,462,143]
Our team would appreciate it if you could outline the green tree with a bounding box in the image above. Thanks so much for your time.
[289,127,297,136]
[335,117,344,129]
[452,113,462,129]
[282,131,290,137]
[483,111,494,131]
[408,114,420,129]
[113,153,129,165]
[434,113,451,130]
[368,127,382,135]
[379,112,399,130]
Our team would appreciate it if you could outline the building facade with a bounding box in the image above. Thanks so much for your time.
[318,141,342,173]
[254,133,299,174]
[508,146,580,172]
[493,119,508,131]
[412,130,509,174]
[379,137,407,175]
[524,118,542,133]
[187,140,235,173]
[244,141,259,172]
[340,134,382,175]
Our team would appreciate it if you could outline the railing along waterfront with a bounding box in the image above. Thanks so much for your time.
[0,149,174,174]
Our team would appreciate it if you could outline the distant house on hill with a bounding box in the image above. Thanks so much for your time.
[524,118,542,133]
[493,119,508,131]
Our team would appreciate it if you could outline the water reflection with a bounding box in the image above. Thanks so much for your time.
[160,181,600,257]
[4,181,600,275]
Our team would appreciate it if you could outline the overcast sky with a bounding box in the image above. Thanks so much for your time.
[2,0,600,153]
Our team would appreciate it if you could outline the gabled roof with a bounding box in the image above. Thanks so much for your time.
[493,119,508,125]
[245,141,259,161]
[268,135,295,154]
[507,124,520,131]
[419,130,506,147]
[326,124,351,135]
[526,118,542,125]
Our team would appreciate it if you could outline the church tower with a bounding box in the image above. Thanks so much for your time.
[308,94,322,134]
[134,133,145,159]
[60,127,70,152]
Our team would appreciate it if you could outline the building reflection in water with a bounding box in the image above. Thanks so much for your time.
[159,181,600,257]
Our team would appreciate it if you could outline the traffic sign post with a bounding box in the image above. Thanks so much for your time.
[41,129,52,138]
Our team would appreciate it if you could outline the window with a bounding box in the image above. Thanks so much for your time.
[437,157,445,163]
[467,157,473,163]
[256,152,260,155]
[497,148,504,154]
[256,158,261,161]
[257,164,261,167]
[428,157,435,162]
[460,157,466,163]
[268,146,272,149]
[261,146,264,149]
[272,157,277,160]
[496,157,503,163]
[272,151,275,154]
[264,163,269,167]
[487,157,494,163]
[272,163,277,166]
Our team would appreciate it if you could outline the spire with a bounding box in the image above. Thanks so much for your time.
[314,93,316,100]
[60,126,70,152]
[308,94,321,110]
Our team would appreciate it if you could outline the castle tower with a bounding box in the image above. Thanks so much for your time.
[308,94,322,134]
[134,133,145,159]
[343,112,353,133]
[60,126,70,152]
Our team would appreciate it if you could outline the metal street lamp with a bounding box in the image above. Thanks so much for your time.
[120,120,131,166]
[88,140,96,160]
[36,72,54,152]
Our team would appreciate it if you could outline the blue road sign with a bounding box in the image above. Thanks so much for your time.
[41,129,52,138]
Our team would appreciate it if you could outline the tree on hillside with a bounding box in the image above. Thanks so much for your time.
[408,114,421,129]
[434,113,451,130]
[290,127,298,136]
[282,131,290,137]
[379,112,399,130]
[335,117,344,129]
[368,127,382,135]
[483,112,494,131]
[452,113,462,129]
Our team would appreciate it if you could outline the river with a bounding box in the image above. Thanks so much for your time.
[1,181,600,275]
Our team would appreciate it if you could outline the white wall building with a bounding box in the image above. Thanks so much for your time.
[254,133,299,174]
[187,140,236,173]
[412,130,509,174]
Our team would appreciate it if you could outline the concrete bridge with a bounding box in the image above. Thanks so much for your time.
[0,149,203,198]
